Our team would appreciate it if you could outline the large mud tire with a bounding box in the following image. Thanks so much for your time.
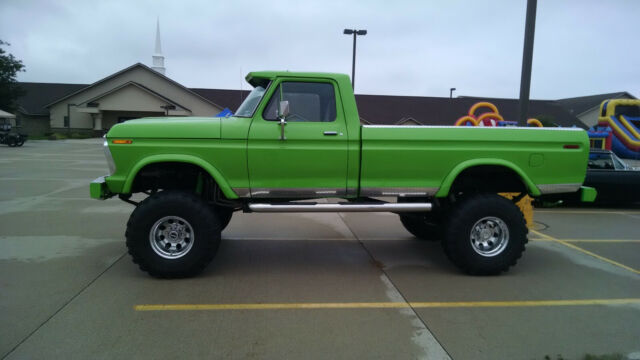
[443,194,528,275]
[399,213,440,241]
[126,191,221,278]
[213,205,233,231]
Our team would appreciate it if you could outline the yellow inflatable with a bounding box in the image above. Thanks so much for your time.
[454,116,478,126]
[468,102,499,117]
[454,101,544,128]
[477,112,504,126]
[527,118,543,127]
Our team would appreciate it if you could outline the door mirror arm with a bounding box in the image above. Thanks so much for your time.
[279,117,287,141]
[278,101,289,141]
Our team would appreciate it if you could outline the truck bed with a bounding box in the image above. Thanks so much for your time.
[359,125,589,197]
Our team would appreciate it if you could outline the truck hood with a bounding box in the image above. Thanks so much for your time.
[107,117,221,139]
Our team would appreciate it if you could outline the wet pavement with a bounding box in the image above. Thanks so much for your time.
[1,139,638,360]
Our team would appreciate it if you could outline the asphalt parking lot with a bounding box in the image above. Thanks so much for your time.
[1,139,639,360]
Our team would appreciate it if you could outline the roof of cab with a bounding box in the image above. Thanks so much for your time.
[246,71,350,86]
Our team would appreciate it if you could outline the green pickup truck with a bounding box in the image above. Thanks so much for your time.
[91,71,595,278]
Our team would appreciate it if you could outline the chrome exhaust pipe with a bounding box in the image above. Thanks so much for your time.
[248,202,432,213]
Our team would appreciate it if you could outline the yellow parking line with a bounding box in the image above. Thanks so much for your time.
[560,239,640,243]
[530,229,640,274]
[135,298,640,311]
[531,238,640,243]
[136,303,406,311]
[535,210,640,215]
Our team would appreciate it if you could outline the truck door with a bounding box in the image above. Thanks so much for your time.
[247,80,349,198]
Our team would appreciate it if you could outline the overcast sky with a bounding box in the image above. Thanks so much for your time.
[1,0,638,99]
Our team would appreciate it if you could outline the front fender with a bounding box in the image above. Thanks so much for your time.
[435,158,541,197]
[122,154,238,199]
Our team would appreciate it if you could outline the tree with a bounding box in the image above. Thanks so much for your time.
[0,40,25,113]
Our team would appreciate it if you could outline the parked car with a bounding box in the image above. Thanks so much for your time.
[538,149,639,205]
[584,149,640,203]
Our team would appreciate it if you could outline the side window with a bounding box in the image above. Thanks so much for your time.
[588,153,615,169]
[263,82,336,122]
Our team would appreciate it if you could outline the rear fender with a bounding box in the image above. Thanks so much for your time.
[436,159,540,197]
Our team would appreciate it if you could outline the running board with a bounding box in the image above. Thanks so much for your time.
[248,202,432,213]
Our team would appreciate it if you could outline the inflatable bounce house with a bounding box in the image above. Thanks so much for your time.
[588,99,640,160]
[454,102,543,128]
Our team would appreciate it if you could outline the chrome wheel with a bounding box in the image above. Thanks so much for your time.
[149,216,194,259]
[470,216,509,257]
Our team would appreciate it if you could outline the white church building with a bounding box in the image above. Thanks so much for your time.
[16,21,226,135]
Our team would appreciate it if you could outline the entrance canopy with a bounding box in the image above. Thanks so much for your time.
[0,109,16,119]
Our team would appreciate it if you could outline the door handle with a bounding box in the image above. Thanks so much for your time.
[323,131,338,136]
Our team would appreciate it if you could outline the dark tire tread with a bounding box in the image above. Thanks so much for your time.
[442,193,528,275]
[125,191,221,278]
[399,214,440,241]
[213,205,233,231]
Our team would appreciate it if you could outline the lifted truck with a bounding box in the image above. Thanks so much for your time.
[91,71,596,278]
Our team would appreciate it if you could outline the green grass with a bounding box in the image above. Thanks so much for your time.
[69,132,93,139]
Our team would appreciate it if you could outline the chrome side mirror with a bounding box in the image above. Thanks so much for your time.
[279,101,289,118]
[278,101,289,141]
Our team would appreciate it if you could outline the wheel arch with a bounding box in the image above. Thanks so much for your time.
[436,159,540,197]
[123,154,238,199]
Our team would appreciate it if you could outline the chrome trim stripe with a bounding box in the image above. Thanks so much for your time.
[362,125,583,131]
[249,188,348,198]
[249,202,432,213]
[360,187,439,197]
[232,188,251,198]
[537,183,581,195]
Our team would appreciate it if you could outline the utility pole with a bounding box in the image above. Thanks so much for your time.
[518,0,537,126]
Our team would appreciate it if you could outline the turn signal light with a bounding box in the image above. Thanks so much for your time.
[112,139,133,144]
[563,144,579,149]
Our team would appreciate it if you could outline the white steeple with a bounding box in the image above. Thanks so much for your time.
[151,18,166,75]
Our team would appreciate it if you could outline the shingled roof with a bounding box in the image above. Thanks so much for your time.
[556,91,636,116]
[355,94,586,128]
[17,82,88,115]
[190,88,250,111]
[16,81,587,128]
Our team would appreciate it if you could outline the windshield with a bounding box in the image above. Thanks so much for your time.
[611,152,628,170]
[235,85,268,117]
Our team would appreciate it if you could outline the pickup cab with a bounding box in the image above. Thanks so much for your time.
[91,71,595,278]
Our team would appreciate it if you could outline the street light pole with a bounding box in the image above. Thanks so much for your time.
[450,88,456,99]
[343,28,367,89]
[351,31,356,88]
